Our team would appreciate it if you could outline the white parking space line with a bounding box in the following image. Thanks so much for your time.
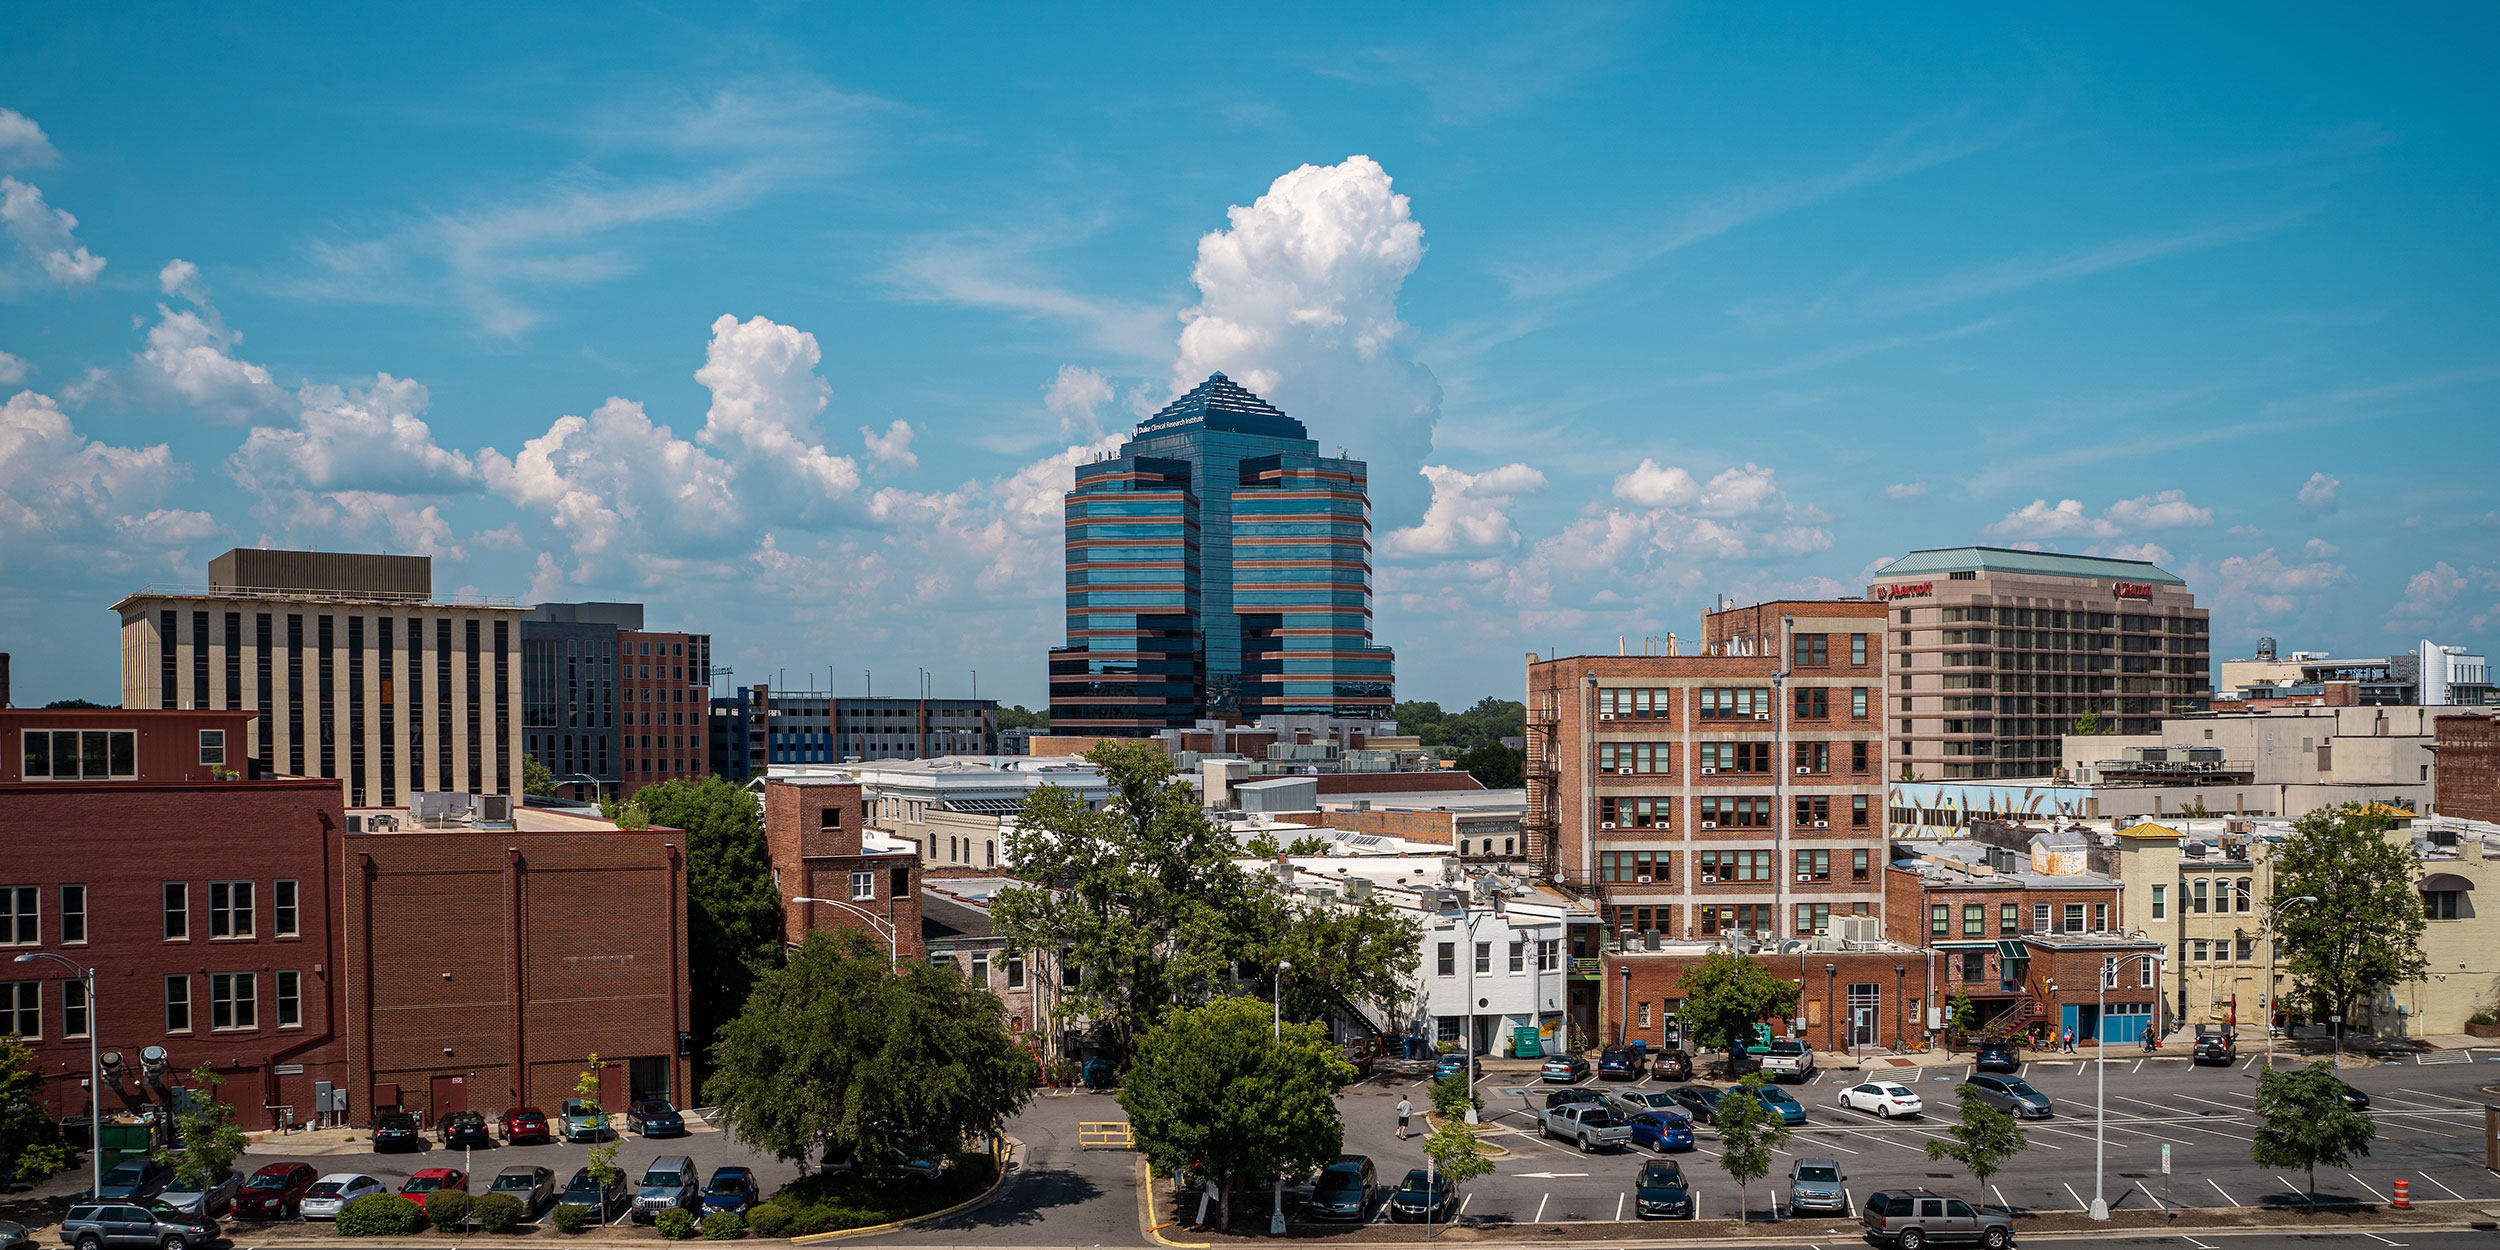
[2240,1055,2258,1071]
[2182,1236,2218,1250]
[2416,1171,2468,1201]
[2137,1180,2165,1210]
[1612,1193,1622,1222]
[1531,1192,1547,1223]
[2132,1058,2144,1074]
[2061,1181,2088,1212]
[2371,1116,2460,1139]
[2389,1088,2468,1108]
[2360,1234,2408,1247]
[2347,1172,2391,1203]
[1459,1192,1472,1214]
[2207,1177,2239,1207]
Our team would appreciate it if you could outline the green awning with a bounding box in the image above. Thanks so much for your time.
[1997,940,2029,960]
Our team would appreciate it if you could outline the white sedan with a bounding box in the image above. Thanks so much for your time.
[1838,1081,1925,1118]
[299,1173,386,1220]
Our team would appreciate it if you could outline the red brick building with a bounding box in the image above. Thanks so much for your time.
[1525,600,1889,944]
[617,629,709,796]
[761,778,925,961]
[1,709,347,1131]
[1883,851,2139,1041]
[1603,945,1932,1053]
[2435,713,2500,825]
[342,804,692,1119]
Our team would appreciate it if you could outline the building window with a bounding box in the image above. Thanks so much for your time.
[59,885,84,945]
[1852,688,1869,718]
[2139,958,2156,988]
[2192,938,2209,962]
[1793,903,1831,934]
[63,979,88,1038]
[2092,902,2107,931]
[273,880,298,938]
[1638,1001,1652,1028]
[2031,902,2049,932]
[2062,903,2084,933]
[1599,850,1668,883]
[1508,941,1525,973]
[164,883,189,941]
[1437,1016,1461,1044]
[1851,634,1869,666]
[1852,849,1870,881]
[1697,849,1773,882]
[1474,942,1492,975]
[165,975,192,1032]
[210,972,256,1031]
[1,981,36,1038]
[0,887,33,946]
[1959,950,1988,981]
[2000,903,2019,936]
[18,729,138,780]
[2101,957,2118,990]
[2213,878,2232,913]
[1963,904,1985,936]
[198,729,226,767]
[2235,878,2253,914]
[1929,904,1949,937]
[1006,957,1025,989]
[1794,849,1831,881]
[850,871,874,902]
[1538,939,1559,971]
[2426,891,2462,920]
[819,806,842,831]
[275,970,301,1028]
[2191,878,2209,913]
[208,881,255,939]
[2150,885,2166,920]
[1436,942,1455,976]
[970,953,991,984]
[1793,687,1829,720]
[1791,633,1828,667]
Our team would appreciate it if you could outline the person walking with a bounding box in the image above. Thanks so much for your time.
[2062,1025,2076,1054]
[1397,1096,1413,1140]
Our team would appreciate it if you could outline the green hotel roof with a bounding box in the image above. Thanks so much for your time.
[1870,545,2187,585]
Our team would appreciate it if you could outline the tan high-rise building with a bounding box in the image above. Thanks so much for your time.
[113,548,526,805]
[1869,547,2210,782]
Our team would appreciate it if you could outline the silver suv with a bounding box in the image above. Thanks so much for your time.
[1786,1158,1848,1215]
[1860,1190,2014,1249]
[57,1203,219,1250]
[631,1156,699,1223]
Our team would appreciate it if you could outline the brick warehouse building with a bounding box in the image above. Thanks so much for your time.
[2436,712,2500,824]
[1524,600,1890,945]
[760,778,925,960]
[341,804,692,1120]
[1603,944,1932,1054]
[2,708,349,1130]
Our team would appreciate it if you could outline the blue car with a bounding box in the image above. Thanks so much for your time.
[1434,1054,1469,1081]
[1626,1111,1695,1152]
[699,1167,759,1215]
[1745,1085,1809,1126]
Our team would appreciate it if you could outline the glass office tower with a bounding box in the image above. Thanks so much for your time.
[1049,373,1395,734]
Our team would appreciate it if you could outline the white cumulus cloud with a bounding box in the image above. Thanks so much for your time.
[2305,537,2340,558]
[2297,471,2340,513]
[0,176,105,288]
[1386,462,1547,556]
[1883,481,1928,501]
[1612,459,1698,509]
[861,418,917,471]
[2104,489,2213,530]
[0,108,59,168]
[2215,547,2348,616]
[230,374,477,496]
[0,389,204,577]
[692,313,861,503]
[0,349,26,386]
[136,264,293,422]
[1043,365,1114,439]
[1990,490,2211,540]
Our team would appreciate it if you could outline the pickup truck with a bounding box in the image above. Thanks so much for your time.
[1537,1102,1634,1153]
[1759,1038,1816,1081]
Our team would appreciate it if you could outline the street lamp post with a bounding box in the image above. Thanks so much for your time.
[788,897,900,968]
[15,952,100,1200]
[1825,964,1837,1054]
[2263,895,2319,1069]
[2089,951,2166,1220]
[1271,961,1294,1236]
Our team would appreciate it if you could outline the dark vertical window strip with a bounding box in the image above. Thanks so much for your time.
[406,616,424,783]
[465,619,482,791]
[191,611,210,708]
[436,618,453,791]
[222,612,242,711]
[317,615,335,779]
[378,617,396,806]
[254,614,273,769]
[159,610,178,708]
[286,615,305,775]
[347,615,366,806]
[493,619,510,794]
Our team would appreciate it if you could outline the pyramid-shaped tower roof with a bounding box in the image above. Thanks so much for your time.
[1134,372,1310,441]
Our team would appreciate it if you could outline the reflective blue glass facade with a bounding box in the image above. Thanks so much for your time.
[1048,373,1395,733]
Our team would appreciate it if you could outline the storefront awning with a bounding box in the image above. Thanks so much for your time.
[1996,940,2030,960]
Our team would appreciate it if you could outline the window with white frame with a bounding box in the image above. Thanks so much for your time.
[2102,956,2117,989]
[209,972,256,1031]
[2150,884,2166,920]
[1,981,36,1038]
[1508,940,1525,973]
[62,979,88,1038]
[163,884,189,941]
[0,887,33,945]
[1006,957,1025,989]
[209,881,254,939]
[2139,957,2156,988]
[850,871,874,901]
[275,970,301,1028]
[59,885,84,945]
[970,952,990,984]
[164,975,192,1032]
[199,729,226,766]
[273,880,299,938]
[1537,939,1559,971]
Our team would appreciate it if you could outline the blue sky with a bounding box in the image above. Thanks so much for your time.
[4,4,2496,709]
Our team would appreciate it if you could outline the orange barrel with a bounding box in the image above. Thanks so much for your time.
[2393,1178,2410,1209]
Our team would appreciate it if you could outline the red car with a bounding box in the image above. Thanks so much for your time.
[400,1168,468,1210]
[499,1106,551,1143]
[232,1162,319,1220]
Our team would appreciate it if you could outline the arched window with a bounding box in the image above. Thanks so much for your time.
[2192,878,2209,913]
[2213,878,2231,913]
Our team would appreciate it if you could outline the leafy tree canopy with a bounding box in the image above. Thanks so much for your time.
[2250,1060,2376,1206]
[1926,1083,2028,1200]
[1117,997,1352,1230]
[2270,802,2430,1024]
[0,1035,67,1184]
[1675,950,1801,1061]
[1710,1073,1790,1222]
[634,776,787,1054]
[42,698,113,709]
[162,1066,248,1189]
[997,705,1051,731]
[1455,742,1524,789]
[522,756,558,798]
[1394,697,1525,756]
[708,932,1032,1173]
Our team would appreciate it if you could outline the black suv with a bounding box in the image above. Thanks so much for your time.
[372,1112,423,1151]
[1307,1155,1376,1221]
[58,1203,218,1250]
[2192,1032,2237,1065]
[1972,1041,2019,1073]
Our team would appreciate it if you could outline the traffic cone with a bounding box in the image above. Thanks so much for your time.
[2392,1179,2409,1209]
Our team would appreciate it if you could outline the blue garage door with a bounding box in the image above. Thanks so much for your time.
[2098,1001,2152,1043]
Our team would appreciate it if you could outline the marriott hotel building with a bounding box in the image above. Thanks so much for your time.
[1868,547,2211,780]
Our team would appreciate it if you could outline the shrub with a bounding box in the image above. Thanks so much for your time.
[656,1208,699,1240]
[2470,1011,2497,1027]
[471,1191,527,1234]
[1430,1072,1479,1119]
[426,1190,472,1230]
[337,1194,428,1238]
[745,1205,792,1238]
[550,1202,590,1234]
[764,1154,1000,1235]
[700,1211,746,1240]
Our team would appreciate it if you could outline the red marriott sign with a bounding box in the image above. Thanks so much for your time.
[2110,581,2154,599]
[1873,581,1934,601]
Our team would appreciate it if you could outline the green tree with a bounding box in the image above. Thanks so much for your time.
[1945,994,1980,1036]
[1675,951,1800,1072]
[41,698,112,709]
[0,1035,67,1184]
[1455,742,1524,788]
[1428,1073,1479,1121]
[2250,1061,2376,1208]
[576,1057,619,1187]
[600,797,653,830]
[2269,803,2430,1029]
[1712,1074,1791,1222]
[1117,997,1353,1231]
[1925,1084,2028,1206]
[1420,1119,1494,1196]
[1238,884,1422,1029]
[632,777,787,1057]
[708,932,1032,1172]
[523,756,558,798]
[161,1065,249,1190]
[2071,710,2104,736]
[997,705,1051,731]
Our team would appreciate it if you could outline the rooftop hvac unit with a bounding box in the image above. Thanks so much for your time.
[1645,931,1663,951]
[478,794,513,823]
[1344,877,1373,901]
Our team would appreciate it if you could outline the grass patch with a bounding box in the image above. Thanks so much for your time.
[763,1155,1000,1235]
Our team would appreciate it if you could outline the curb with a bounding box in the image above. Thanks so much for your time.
[1137,1157,1210,1249]
[786,1138,1018,1245]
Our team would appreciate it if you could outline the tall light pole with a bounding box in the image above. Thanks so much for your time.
[2263,895,2319,1069]
[2089,951,2166,1220]
[16,952,100,1200]
[789,897,900,968]
[1271,961,1294,1236]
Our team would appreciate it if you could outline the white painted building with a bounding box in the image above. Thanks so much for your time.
[758,755,1112,871]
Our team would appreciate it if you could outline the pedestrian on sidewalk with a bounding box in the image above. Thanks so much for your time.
[2062,1026,2076,1053]
[1397,1096,1413,1140]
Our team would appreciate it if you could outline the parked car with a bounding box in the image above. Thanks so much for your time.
[557,1167,627,1221]
[499,1105,552,1143]
[888,1148,944,1182]
[559,1099,608,1143]
[1340,1045,1375,1079]
[1965,1075,2053,1119]
[93,1158,172,1203]
[1385,1168,1456,1223]
[440,1110,493,1149]
[398,1169,467,1212]
[56,1203,217,1250]
[698,1167,759,1216]
[1540,1054,1591,1083]
[630,1156,699,1222]
[1625,1111,1695,1152]
[1607,1088,1684,1117]
[1786,1159,1848,1216]
[1859,1189,2013,1248]
[1972,1041,2019,1074]
[1666,1085,1724,1125]
[1540,1102,1633,1153]
[298,1174,385,1220]
[1744,1084,1808,1125]
[1838,1081,1925,1119]
[1307,1156,1376,1221]
[154,1169,241,1218]
[2192,1032,2238,1065]
[1649,1048,1694,1081]
[1633,1160,1694,1219]
[1759,1038,1816,1081]
[626,1102,686,1137]
[371,1112,423,1152]
[0,1220,26,1250]
[1542,1088,1608,1111]
[488,1165,556,1217]
[230,1163,317,1221]
[1597,1046,1640,1080]
[2331,1079,2370,1111]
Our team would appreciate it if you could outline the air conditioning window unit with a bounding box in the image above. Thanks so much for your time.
[1700,821,1717,829]
[1636,875,1653,884]
[1700,874,1718,884]
[1755,712,1770,720]
[1815,820,1829,828]
[1701,766,1717,775]
[1600,821,1616,829]
[1618,767,1634,775]
[1796,766,1811,774]
[1600,713,1616,720]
